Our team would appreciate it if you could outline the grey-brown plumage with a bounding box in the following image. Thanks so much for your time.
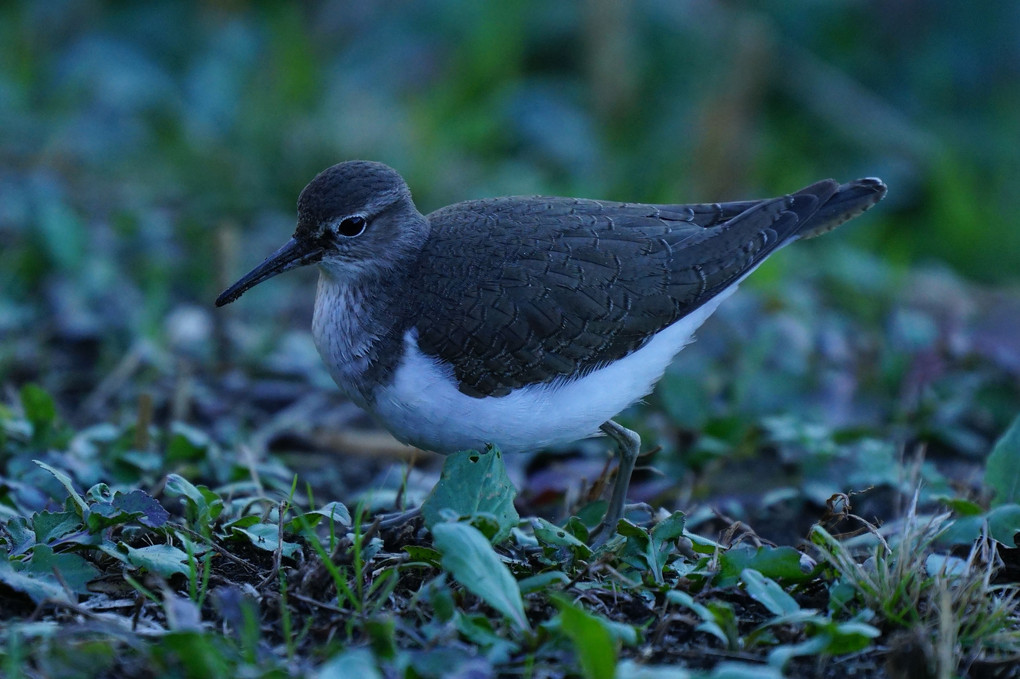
[216,161,887,539]
[407,178,884,397]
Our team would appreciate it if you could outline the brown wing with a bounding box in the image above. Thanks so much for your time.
[409,178,885,397]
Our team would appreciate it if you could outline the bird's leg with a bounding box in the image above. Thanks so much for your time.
[593,419,641,540]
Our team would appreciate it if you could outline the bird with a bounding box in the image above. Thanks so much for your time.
[216,161,886,536]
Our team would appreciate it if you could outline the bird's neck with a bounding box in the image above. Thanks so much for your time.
[311,263,411,407]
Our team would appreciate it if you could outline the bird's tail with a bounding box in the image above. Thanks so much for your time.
[798,177,888,239]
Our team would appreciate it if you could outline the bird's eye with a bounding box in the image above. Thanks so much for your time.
[337,215,367,237]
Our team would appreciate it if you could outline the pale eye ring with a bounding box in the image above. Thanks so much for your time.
[337,215,367,237]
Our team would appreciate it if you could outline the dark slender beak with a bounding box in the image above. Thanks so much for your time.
[215,237,324,307]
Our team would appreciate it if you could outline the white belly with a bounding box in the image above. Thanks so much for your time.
[369,288,735,454]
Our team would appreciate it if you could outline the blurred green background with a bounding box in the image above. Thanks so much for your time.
[2,0,1018,448]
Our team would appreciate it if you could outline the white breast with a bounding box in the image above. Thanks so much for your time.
[369,287,736,454]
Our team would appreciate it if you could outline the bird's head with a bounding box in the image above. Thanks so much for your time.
[216,160,425,307]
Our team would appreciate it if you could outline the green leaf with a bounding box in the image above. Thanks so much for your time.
[518,570,569,594]
[23,544,99,595]
[937,496,984,516]
[454,612,508,649]
[32,511,82,545]
[316,648,383,679]
[154,631,231,676]
[767,619,879,668]
[617,520,663,583]
[553,595,617,679]
[33,461,88,514]
[113,489,170,528]
[0,545,100,604]
[533,517,592,558]
[164,474,223,527]
[123,544,191,577]
[740,569,800,616]
[422,448,518,543]
[651,511,687,543]
[84,488,159,533]
[615,659,696,678]
[288,501,351,532]
[0,554,68,603]
[20,384,56,446]
[165,424,213,465]
[985,414,1020,506]
[6,516,36,555]
[712,660,787,678]
[716,545,809,587]
[941,503,1020,546]
[366,617,397,660]
[432,522,528,631]
[402,545,442,567]
[666,591,730,647]
[85,502,123,533]
[988,504,1020,546]
[232,523,300,559]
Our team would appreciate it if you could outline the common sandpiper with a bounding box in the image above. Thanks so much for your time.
[216,161,886,534]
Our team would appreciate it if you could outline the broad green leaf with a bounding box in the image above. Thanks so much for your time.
[937,496,984,516]
[740,569,800,616]
[114,489,170,528]
[553,595,617,679]
[232,523,300,559]
[985,414,1020,506]
[23,544,99,595]
[87,483,114,503]
[164,474,223,527]
[0,545,99,604]
[287,501,352,532]
[651,511,687,543]
[423,449,519,543]
[124,544,191,577]
[33,461,87,514]
[402,545,442,567]
[685,531,723,554]
[987,504,1020,546]
[432,522,528,630]
[0,554,69,603]
[767,619,879,668]
[6,516,35,555]
[716,545,810,587]
[32,511,82,545]
[465,512,504,542]
[223,515,261,531]
[821,620,881,653]
[85,502,123,533]
[519,570,569,594]
[941,503,1020,546]
[533,517,592,558]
